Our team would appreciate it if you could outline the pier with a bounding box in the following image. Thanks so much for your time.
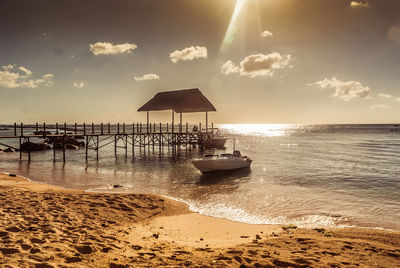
[0,122,217,162]
[0,88,219,162]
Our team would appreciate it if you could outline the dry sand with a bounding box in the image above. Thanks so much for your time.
[0,172,399,267]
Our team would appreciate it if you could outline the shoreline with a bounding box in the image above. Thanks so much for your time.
[1,172,399,267]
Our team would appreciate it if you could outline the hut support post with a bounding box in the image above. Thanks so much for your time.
[147,111,149,134]
[180,113,182,133]
[206,112,208,134]
[172,111,174,133]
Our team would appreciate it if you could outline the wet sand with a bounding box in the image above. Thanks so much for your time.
[0,173,399,267]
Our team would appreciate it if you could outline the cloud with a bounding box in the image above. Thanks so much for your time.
[350,1,369,7]
[378,93,392,99]
[73,81,85,88]
[89,42,137,55]
[0,65,53,88]
[221,53,291,78]
[170,46,207,63]
[396,97,400,102]
[370,104,389,110]
[221,60,239,75]
[261,30,273,38]
[240,53,291,77]
[308,77,370,101]
[134,73,160,81]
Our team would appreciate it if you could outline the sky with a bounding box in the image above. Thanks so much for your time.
[0,0,400,124]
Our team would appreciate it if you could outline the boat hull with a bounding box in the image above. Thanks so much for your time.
[192,158,251,173]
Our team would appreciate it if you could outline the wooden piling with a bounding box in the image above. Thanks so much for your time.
[62,135,65,162]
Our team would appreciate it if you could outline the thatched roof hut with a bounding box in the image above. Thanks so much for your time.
[137,88,216,113]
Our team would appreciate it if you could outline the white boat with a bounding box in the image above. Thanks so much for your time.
[203,133,227,148]
[192,150,252,173]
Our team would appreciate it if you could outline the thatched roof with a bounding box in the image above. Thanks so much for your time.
[137,88,216,113]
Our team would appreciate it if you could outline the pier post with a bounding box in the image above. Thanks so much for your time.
[159,123,162,156]
[108,123,110,134]
[35,123,38,133]
[19,137,21,160]
[56,123,58,134]
[117,123,120,134]
[64,123,67,134]
[123,123,125,134]
[114,135,117,158]
[186,122,188,154]
[132,123,135,156]
[101,123,103,135]
[27,137,31,162]
[125,135,128,156]
[62,135,65,162]
[43,123,46,137]
[21,122,23,136]
[91,123,94,134]
[53,145,55,161]
[96,136,99,161]
[74,123,77,134]
[14,123,16,136]
[83,123,86,135]
[85,136,88,160]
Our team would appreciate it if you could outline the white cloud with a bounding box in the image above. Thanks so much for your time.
[378,93,392,99]
[134,73,160,81]
[261,30,273,38]
[370,104,389,110]
[169,46,207,63]
[221,60,239,75]
[221,53,291,78]
[240,53,291,77]
[0,65,53,88]
[89,42,137,55]
[73,81,85,88]
[350,1,369,7]
[308,77,370,101]
[396,97,400,102]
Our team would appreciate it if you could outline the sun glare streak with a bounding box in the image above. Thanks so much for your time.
[219,0,247,53]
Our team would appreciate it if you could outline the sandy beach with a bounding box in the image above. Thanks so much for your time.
[0,173,399,267]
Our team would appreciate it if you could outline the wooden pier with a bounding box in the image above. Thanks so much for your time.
[0,122,216,162]
[0,88,221,162]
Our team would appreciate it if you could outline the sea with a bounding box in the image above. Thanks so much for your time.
[0,124,399,231]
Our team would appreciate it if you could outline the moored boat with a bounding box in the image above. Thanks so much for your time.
[192,150,252,173]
